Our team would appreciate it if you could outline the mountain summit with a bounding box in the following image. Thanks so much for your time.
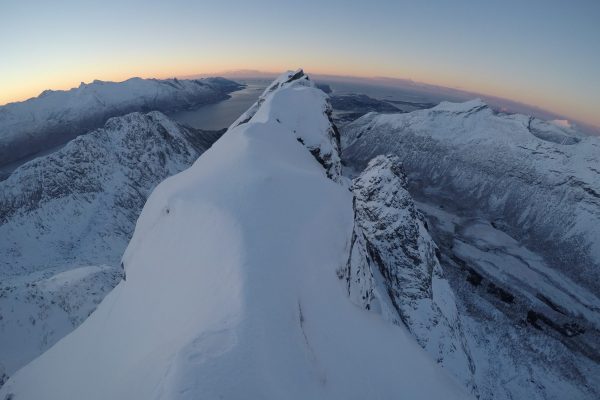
[0,70,468,400]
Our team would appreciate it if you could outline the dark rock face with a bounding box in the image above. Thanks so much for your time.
[0,111,222,380]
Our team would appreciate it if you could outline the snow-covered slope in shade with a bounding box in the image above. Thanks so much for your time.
[0,112,221,381]
[343,99,600,295]
[0,71,470,399]
[342,154,476,394]
[0,76,241,171]
[342,100,600,399]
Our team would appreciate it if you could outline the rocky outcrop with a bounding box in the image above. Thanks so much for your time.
[340,154,477,393]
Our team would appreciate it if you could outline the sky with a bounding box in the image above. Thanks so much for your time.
[1,0,599,127]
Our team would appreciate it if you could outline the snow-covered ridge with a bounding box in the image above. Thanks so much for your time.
[0,111,220,381]
[342,100,600,399]
[231,69,342,179]
[0,76,242,171]
[0,72,469,399]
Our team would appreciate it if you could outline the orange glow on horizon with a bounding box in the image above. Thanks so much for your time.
[1,62,598,130]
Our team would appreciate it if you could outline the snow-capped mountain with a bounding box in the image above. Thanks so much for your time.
[0,76,242,174]
[0,111,222,383]
[342,100,600,399]
[343,99,600,301]
[0,71,469,399]
[4,72,597,400]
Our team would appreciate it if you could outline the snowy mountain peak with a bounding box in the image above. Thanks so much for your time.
[0,72,469,400]
[432,98,489,113]
[230,68,342,180]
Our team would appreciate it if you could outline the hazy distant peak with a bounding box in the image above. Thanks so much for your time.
[432,98,489,113]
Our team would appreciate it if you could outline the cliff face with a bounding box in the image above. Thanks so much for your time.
[342,154,476,394]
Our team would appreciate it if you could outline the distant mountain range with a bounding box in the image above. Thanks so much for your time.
[0,76,242,175]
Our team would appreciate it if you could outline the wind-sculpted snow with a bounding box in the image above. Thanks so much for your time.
[0,111,220,381]
[0,72,470,399]
[0,76,242,171]
[342,154,476,394]
[231,69,342,180]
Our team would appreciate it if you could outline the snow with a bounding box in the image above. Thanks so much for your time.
[252,82,336,159]
[343,99,600,295]
[0,73,469,399]
[431,98,488,113]
[38,265,113,291]
[342,100,600,399]
[0,76,240,169]
[0,265,121,384]
[453,219,600,329]
[348,155,477,393]
[550,119,572,129]
[0,111,214,379]
[414,199,600,400]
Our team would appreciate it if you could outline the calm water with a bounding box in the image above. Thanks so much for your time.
[168,79,270,131]
[169,77,452,132]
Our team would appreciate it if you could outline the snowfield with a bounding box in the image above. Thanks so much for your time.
[0,71,469,399]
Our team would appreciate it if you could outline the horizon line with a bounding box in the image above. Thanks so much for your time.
[2,68,599,133]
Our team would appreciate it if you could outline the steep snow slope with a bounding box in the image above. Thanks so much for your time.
[0,77,241,171]
[0,112,221,381]
[342,100,600,399]
[343,154,476,394]
[0,72,469,399]
[231,69,342,179]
